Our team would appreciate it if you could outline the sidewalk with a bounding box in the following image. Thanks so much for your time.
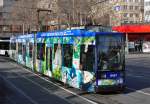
[126,53,150,59]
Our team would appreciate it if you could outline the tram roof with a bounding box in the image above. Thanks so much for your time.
[10,29,123,39]
[36,29,122,38]
[0,39,10,42]
[16,34,34,39]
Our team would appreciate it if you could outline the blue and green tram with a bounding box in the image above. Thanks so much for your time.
[10,36,17,61]
[10,34,35,70]
[10,29,125,92]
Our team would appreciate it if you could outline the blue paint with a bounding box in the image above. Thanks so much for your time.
[105,72,120,79]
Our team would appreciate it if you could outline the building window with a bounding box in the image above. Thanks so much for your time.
[130,21,134,23]
[129,6,133,10]
[130,13,133,17]
[0,12,3,18]
[145,2,150,6]
[123,0,128,2]
[135,6,139,10]
[123,13,128,17]
[123,5,128,10]
[138,0,141,2]
[135,14,139,18]
[124,21,129,23]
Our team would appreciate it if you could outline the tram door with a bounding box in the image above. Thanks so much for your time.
[23,44,26,65]
[46,47,52,72]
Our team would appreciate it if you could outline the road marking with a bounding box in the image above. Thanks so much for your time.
[0,74,38,104]
[127,87,150,96]
[10,62,98,104]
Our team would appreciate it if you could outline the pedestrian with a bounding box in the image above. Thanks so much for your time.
[139,40,143,53]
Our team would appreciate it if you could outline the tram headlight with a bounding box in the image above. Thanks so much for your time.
[117,78,123,84]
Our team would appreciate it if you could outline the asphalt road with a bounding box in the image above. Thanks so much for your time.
[0,54,150,104]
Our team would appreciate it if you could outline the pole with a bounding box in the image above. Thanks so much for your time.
[125,33,129,54]
[73,0,75,25]
[23,23,24,35]
[37,10,40,31]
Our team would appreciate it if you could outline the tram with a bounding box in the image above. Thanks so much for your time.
[10,29,125,92]
[0,39,10,56]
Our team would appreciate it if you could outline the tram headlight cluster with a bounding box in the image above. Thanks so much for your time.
[101,74,107,79]
[117,78,123,84]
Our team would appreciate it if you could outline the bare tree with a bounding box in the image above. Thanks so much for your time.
[56,0,92,27]
[10,0,118,32]
[11,0,39,33]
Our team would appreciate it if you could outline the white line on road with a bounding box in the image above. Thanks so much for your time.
[127,87,150,96]
[10,62,98,104]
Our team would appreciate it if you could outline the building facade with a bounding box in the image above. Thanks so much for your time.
[91,0,144,26]
[0,0,21,37]
[144,0,150,22]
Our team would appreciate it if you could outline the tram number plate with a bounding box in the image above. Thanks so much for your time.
[106,72,120,79]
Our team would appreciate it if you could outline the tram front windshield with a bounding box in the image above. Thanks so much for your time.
[97,34,125,71]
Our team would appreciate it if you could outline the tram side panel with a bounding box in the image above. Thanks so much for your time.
[17,38,24,65]
[36,37,46,74]
[25,35,35,71]
[59,36,96,91]
[10,38,17,61]
[35,33,97,92]
[9,31,125,92]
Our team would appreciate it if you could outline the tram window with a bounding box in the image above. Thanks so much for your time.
[18,43,22,54]
[97,35,124,71]
[29,43,33,58]
[54,44,62,66]
[23,45,26,61]
[80,45,95,72]
[37,43,45,61]
[11,43,16,50]
[0,42,9,50]
[63,44,73,68]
